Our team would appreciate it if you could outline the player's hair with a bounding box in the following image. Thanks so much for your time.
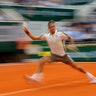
[48,20,55,26]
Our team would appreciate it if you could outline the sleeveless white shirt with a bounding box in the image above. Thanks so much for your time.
[43,30,68,56]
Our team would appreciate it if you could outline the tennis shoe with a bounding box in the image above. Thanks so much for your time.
[24,74,42,84]
[90,78,96,83]
[88,75,96,83]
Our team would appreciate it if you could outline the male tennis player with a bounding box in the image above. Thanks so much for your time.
[22,20,96,84]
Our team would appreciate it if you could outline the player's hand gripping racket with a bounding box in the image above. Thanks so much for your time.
[66,44,89,60]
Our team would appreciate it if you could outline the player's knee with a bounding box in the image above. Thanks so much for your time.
[70,64,82,69]
[39,58,46,64]
[39,57,50,64]
[76,66,82,70]
[39,59,45,64]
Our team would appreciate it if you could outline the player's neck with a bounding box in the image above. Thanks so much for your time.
[50,31,55,35]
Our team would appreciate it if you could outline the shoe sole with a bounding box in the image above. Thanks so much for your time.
[24,74,41,84]
[90,81,96,84]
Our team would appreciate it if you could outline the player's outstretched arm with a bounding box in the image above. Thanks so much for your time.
[22,22,42,40]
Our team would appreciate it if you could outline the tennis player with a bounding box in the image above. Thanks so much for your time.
[22,20,96,84]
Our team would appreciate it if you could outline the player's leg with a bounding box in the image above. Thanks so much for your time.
[69,62,96,83]
[24,56,52,83]
[35,56,52,73]
[63,54,96,83]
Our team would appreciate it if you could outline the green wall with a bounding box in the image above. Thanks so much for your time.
[0,41,96,62]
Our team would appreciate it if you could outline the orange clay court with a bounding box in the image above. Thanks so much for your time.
[0,62,96,96]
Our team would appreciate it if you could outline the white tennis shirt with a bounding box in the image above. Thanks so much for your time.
[43,30,68,56]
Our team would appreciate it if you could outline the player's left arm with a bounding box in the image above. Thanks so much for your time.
[63,32,78,50]
[63,32,74,44]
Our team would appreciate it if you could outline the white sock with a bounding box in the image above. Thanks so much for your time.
[31,73,43,80]
[85,72,96,80]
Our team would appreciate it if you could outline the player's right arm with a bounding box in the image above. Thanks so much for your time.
[22,22,45,40]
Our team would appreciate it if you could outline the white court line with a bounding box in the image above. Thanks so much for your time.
[0,62,34,67]
[0,63,25,66]
[0,79,88,96]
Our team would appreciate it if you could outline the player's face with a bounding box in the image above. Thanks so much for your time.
[48,23,55,34]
